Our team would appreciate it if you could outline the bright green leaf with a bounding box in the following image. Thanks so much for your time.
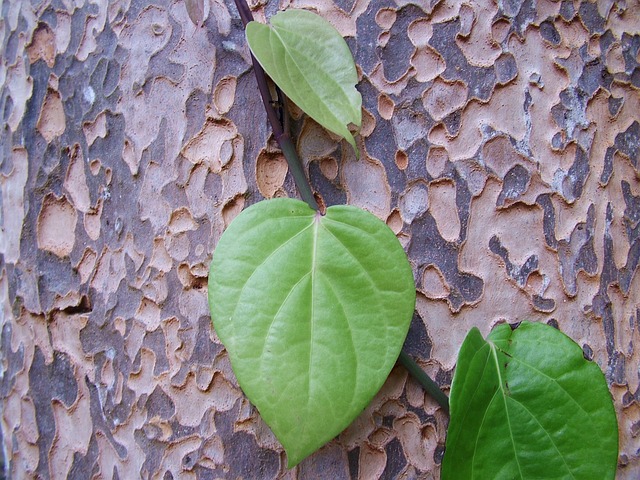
[246,10,362,156]
[208,198,415,467]
[442,321,618,480]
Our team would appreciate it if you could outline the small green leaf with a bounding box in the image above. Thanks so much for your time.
[442,321,618,480]
[208,198,415,466]
[246,10,362,156]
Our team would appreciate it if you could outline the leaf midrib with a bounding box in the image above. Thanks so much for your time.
[306,216,320,409]
[496,348,591,418]
[471,345,577,480]
[228,220,314,347]
[486,345,523,479]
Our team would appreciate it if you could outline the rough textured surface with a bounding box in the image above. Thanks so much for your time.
[0,0,638,478]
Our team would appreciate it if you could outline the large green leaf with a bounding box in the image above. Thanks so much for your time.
[208,198,415,466]
[442,321,618,479]
[246,10,362,156]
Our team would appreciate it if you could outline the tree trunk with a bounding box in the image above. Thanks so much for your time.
[1,0,638,478]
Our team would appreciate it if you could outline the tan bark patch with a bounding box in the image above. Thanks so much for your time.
[422,78,468,122]
[27,22,56,67]
[256,150,288,198]
[37,87,66,142]
[64,144,91,213]
[37,194,77,257]
[213,75,237,115]
[83,112,107,147]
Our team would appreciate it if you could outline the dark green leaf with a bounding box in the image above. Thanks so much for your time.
[442,321,618,479]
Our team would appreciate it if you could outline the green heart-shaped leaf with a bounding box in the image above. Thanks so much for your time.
[246,10,362,156]
[442,321,618,479]
[208,198,415,466]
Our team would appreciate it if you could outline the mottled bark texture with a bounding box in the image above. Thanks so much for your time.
[1,0,639,478]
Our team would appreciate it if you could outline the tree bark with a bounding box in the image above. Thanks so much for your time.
[1,0,638,478]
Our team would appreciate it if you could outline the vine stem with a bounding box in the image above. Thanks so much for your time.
[399,351,449,412]
[231,0,449,414]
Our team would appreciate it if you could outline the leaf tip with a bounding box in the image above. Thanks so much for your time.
[350,137,361,160]
[185,0,205,26]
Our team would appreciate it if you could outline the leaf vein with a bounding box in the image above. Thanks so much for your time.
[473,387,501,480]
[319,222,380,297]
[321,274,359,405]
[229,222,313,345]
[491,345,524,479]
[306,218,320,408]
[507,397,577,479]
[258,271,312,375]
[497,350,591,419]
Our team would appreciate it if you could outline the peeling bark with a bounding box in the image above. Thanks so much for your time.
[1,0,639,477]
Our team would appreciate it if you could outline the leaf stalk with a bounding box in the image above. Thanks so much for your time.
[399,351,450,413]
